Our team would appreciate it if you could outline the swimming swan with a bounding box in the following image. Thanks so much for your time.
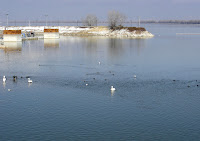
[28,78,33,83]
[111,86,116,91]
[3,76,6,82]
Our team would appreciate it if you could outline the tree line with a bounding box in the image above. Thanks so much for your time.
[82,10,126,29]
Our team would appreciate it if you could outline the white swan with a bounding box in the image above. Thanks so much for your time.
[99,62,101,65]
[3,76,6,82]
[28,78,33,83]
[111,86,116,91]
[134,75,137,78]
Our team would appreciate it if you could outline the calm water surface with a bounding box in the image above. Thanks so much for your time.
[0,24,200,140]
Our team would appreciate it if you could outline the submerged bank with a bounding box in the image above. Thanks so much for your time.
[0,26,154,38]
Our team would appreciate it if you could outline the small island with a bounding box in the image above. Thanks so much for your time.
[60,26,154,38]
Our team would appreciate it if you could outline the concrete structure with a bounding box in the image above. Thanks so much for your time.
[3,30,22,42]
[44,29,59,39]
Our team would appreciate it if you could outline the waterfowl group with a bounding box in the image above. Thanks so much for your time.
[2,76,33,92]
[2,76,33,83]
[3,71,198,94]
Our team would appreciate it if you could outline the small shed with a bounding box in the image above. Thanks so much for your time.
[3,30,22,42]
[44,29,59,39]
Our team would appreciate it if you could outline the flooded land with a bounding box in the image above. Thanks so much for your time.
[0,24,200,140]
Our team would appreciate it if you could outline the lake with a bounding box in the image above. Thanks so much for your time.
[0,24,200,140]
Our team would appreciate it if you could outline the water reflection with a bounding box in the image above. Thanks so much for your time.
[107,38,146,61]
[3,82,6,89]
[28,83,32,87]
[44,39,59,48]
[108,38,124,60]
[85,37,97,48]
[2,42,22,53]
[128,39,146,55]
[83,37,98,57]
[111,90,115,96]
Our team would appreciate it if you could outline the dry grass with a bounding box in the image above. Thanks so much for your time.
[111,26,146,32]
[127,27,146,32]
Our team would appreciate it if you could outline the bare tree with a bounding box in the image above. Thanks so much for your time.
[107,10,126,28]
[82,14,98,26]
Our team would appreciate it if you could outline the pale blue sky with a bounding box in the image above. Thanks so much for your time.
[0,0,200,21]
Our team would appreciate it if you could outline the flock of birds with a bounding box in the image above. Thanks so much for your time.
[2,62,138,92]
[2,75,119,92]
[84,62,136,92]
[3,76,33,83]
[3,76,33,91]
[88,62,137,92]
[110,75,136,91]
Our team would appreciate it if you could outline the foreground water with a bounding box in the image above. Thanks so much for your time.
[0,24,200,140]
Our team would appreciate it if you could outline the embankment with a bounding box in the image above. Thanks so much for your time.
[0,26,154,38]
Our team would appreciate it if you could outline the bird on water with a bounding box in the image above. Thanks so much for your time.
[28,78,33,83]
[110,86,116,91]
[3,76,6,82]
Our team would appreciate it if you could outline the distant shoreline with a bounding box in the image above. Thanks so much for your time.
[137,20,200,25]
[1,20,200,26]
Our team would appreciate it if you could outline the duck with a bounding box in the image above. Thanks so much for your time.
[13,76,17,81]
[99,62,101,65]
[3,76,6,82]
[86,84,88,86]
[110,86,116,91]
[28,78,33,83]
[134,75,137,78]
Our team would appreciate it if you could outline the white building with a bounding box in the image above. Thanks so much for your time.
[44,29,59,39]
[3,30,22,42]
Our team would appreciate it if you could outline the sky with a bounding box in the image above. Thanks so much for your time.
[0,0,200,21]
